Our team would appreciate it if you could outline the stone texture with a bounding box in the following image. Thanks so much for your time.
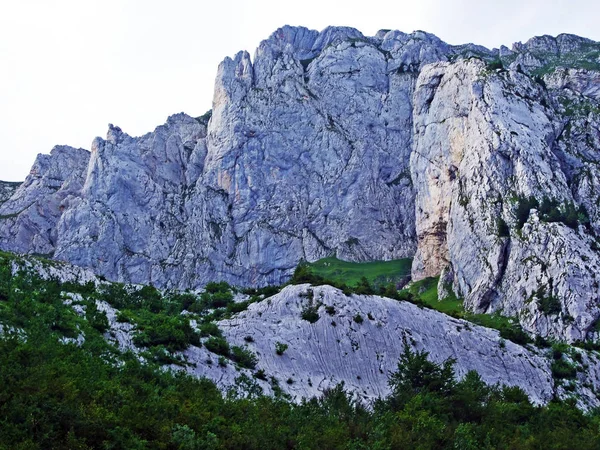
[0,146,89,256]
[0,181,20,205]
[216,284,557,405]
[410,59,600,342]
[9,253,600,409]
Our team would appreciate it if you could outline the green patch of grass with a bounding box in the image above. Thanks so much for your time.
[399,277,531,345]
[404,277,464,316]
[306,257,412,288]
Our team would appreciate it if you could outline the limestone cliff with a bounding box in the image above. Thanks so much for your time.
[1,27,600,341]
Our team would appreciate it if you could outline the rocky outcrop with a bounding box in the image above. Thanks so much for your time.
[216,284,557,406]
[1,26,600,342]
[410,58,600,342]
[6,250,600,409]
[506,34,600,75]
[0,181,20,205]
[0,146,89,256]
[1,26,455,288]
[79,279,600,410]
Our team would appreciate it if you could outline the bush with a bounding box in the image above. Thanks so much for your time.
[515,196,538,230]
[538,295,562,316]
[132,313,199,351]
[500,326,531,345]
[551,359,577,380]
[353,314,364,324]
[301,306,319,323]
[203,290,233,308]
[230,346,258,369]
[487,59,503,70]
[497,217,510,237]
[204,336,230,357]
[199,322,222,338]
[290,263,324,285]
[389,343,456,404]
[254,369,267,380]
[354,277,374,295]
[86,302,110,333]
[275,342,288,356]
[205,281,232,294]
[227,301,249,314]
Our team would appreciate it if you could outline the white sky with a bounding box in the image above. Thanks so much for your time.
[1,0,599,181]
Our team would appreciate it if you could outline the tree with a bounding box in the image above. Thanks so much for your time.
[388,341,456,407]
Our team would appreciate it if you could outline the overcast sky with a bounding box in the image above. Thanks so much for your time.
[1,0,599,181]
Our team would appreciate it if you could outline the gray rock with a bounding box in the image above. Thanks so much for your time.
[410,59,600,342]
[217,284,556,405]
[0,181,21,205]
[0,146,89,256]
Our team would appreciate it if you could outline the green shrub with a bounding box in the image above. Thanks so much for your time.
[515,196,538,230]
[275,342,288,356]
[230,346,258,369]
[301,306,319,323]
[516,196,590,231]
[199,322,222,338]
[205,281,232,294]
[254,369,267,380]
[538,293,562,316]
[204,336,230,357]
[86,302,110,333]
[132,313,199,351]
[497,217,510,237]
[227,301,249,314]
[354,277,374,295]
[498,323,531,345]
[116,311,131,323]
[325,305,336,315]
[353,313,364,324]
[487,59,503,70]
[551,359,577,380]
[203,290,233,308]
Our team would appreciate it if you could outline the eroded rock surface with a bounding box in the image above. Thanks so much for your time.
[410,58,600,342]
[0,181,20,205]
[217,284,557,405]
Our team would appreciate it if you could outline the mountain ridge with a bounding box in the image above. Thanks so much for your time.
[1,26,600,343]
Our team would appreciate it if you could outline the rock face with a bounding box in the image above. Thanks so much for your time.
[410,58,600,342]
[0,146,89,256]
[1,26,600,342]
[9,254,600,410]
[216,284,557,406]
[0,181,20,205]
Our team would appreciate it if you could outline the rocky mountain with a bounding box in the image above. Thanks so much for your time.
[4,253,599,410]
[1,26,600,343]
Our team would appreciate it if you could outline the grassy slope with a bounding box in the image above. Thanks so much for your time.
[306,257,412,287]
[405,277,522,337]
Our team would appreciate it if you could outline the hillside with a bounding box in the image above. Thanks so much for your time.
[1,251,600,448]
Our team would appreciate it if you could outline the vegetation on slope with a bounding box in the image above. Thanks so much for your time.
[304,256,412,289]
[291,261,531,346]
[2,252,600,448]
